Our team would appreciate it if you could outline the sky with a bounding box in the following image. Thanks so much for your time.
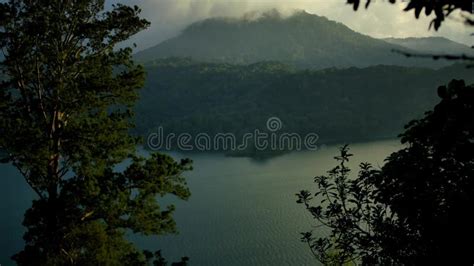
[113,0,473,51]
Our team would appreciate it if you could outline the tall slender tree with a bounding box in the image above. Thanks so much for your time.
[0,1,191,265]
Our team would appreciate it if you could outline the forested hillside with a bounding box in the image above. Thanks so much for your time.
[134,10,456,69]
[135,58,473,147]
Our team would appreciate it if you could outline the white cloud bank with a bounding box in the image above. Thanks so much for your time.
[114,0,473,51]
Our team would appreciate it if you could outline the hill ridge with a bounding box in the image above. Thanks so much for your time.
[134,10,455,69]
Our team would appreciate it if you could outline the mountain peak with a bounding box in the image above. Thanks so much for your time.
[184,9,325,29]
[134,10,457,69]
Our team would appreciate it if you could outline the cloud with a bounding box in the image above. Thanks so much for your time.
[115,0,472,51]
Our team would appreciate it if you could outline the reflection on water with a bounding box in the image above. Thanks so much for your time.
[0,139,400,266]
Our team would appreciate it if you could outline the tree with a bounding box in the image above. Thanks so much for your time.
[0,1,191,265]
[372,79,474,264]
[297,79,474,264]
[296,3,474,263]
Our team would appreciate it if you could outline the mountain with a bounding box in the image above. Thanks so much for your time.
[384,37,474,55]
[135,58,474,151]
[134,10,452,69]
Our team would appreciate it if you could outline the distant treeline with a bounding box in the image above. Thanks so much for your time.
[135,58,474,149]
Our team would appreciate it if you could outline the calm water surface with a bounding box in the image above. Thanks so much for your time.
[0,139,400,265]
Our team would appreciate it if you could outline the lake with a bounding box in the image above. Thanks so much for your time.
[0,139,400,266]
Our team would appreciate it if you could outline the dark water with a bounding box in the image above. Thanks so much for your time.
[0,140,400,266]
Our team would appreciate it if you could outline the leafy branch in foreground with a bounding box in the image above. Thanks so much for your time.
[296,145,400,265]
[347,0,474,67]
[347,0,473,30]
[392,49,474,68]
[297,79,474,265]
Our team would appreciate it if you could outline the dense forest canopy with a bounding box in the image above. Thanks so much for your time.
[135,58,474,152]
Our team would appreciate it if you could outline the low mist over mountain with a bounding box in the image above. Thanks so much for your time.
[134,10,459,69]
[384,37,474,55]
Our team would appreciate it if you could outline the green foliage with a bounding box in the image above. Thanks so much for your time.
[297,80,474,264]
[135,58,473,150]
[0,1,191,265]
